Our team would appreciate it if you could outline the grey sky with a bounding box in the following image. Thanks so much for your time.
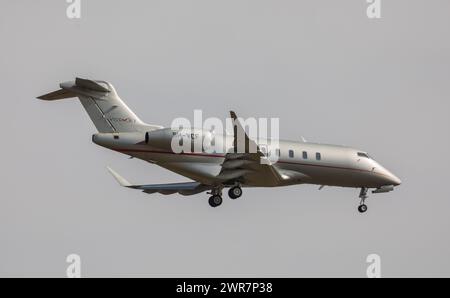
[1,0,450,277]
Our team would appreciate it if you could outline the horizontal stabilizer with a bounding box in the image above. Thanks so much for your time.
[75,77,110,92]
[37,88,76,100]
[37,77,109,100]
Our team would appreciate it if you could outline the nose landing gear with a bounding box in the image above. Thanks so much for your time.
[358,187,368,213]
[358,204,368,213]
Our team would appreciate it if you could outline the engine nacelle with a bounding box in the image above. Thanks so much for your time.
[145,128,214,152]
[92,132,145,148]
[144,128,174,151]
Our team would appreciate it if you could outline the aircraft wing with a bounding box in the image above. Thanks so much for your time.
[107,167,211,196]
[216,111,284,187]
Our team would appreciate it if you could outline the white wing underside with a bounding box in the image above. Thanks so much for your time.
[107,167,211,196]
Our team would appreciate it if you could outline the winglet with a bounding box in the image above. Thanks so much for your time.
[107,167,132,187]
[229,110,258,154]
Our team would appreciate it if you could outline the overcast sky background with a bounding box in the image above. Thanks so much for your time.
[1,0,449,277]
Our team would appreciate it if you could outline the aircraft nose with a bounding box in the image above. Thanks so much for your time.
[375,163,401,186]
[388,174,402,186]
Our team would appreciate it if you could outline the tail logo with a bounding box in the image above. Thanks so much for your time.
[108,117,136,123]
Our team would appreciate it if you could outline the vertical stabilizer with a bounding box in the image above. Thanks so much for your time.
[37,78,162,133]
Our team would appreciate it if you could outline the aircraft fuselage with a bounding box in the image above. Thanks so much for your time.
[92,131,401,189]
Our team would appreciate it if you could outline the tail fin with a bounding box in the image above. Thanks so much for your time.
[37,78,161,133]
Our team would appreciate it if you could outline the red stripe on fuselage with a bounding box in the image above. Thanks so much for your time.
[114,148,389,177]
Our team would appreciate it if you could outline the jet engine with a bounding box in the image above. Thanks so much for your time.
[144,128,214,153]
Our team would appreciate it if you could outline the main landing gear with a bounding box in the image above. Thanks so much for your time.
[358,187,368,213]
[208,187,223,207]
[228,186,243,199]
[208,186,243,207]
[208,194,223,208]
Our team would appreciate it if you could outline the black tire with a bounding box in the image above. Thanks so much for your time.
[228,187,242,199]
[358,204,368,213]
[208,195,222,207]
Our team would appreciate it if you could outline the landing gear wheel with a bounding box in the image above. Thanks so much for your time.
[228,187,242,199]
[357,187,369,213]
[208,195,223,207]
[358,204,368,213]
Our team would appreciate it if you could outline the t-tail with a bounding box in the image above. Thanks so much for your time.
[37,77,162,133]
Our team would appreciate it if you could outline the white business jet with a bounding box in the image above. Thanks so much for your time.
[38,78,401,212]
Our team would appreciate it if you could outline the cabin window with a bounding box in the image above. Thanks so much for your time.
[289,150,294,158]
[302,151,308,159]
[275,149,280,157]
[357,152,370,159]
[113,135,119,140]
[316,152,321,160]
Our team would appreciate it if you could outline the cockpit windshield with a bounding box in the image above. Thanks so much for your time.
[357,152,371,159]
